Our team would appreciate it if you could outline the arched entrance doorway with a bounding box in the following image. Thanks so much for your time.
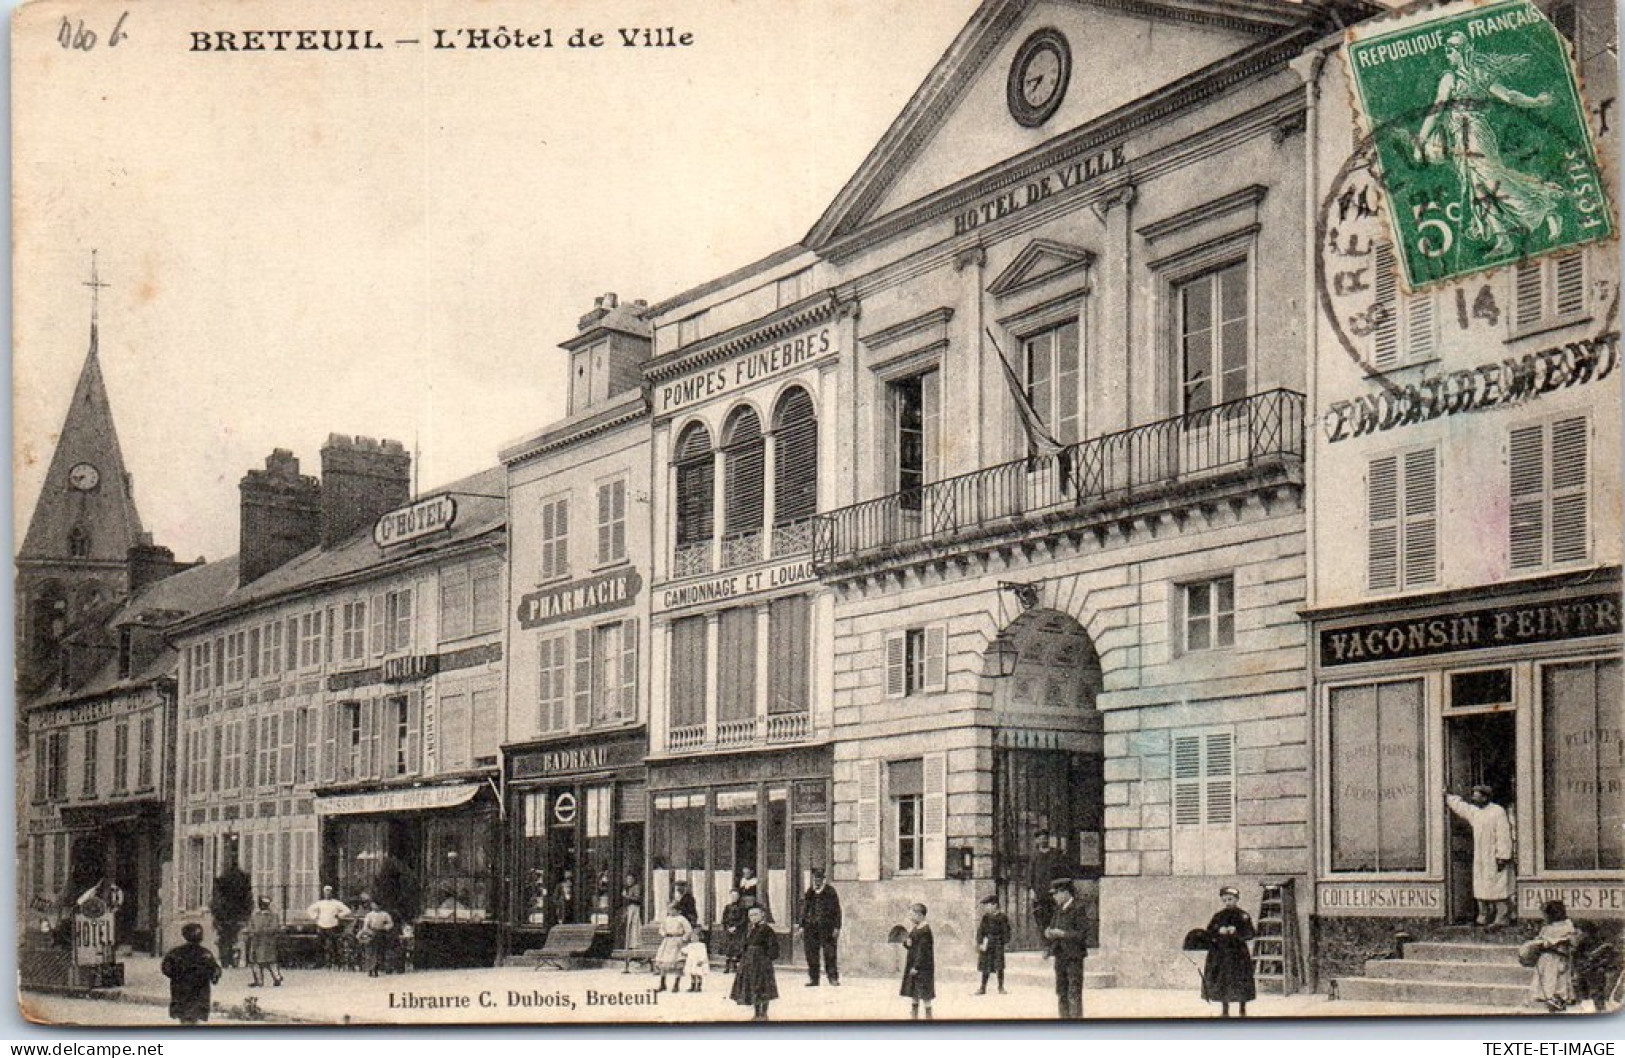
[984,608,1104,950]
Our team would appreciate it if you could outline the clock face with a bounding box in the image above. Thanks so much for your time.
[69,462,100,491]
[1008,29,1072,129]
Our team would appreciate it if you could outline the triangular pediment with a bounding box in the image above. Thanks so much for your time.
[807,0,1338,252]
[988,238,1096,297]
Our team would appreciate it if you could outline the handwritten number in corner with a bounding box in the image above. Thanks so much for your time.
[58,10,128,52]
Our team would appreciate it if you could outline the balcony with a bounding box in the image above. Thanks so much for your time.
[661,710,816,754]
[813,389,1305,570]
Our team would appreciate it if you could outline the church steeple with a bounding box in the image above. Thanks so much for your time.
[16,254,147,684]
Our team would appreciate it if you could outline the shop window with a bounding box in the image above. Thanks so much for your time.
[330,818,388,901]
[1172,729,1237,874]
[772,387,818,553]
[540,495,570,582]
[1450,669,1513,709]
[519,792,548,924]
[1024,320,1081,445]
[768,595,812,716]
[1175,260,1248,414]
[597,478,628,566]
[668,616,709,731]
[1541,658,1622,871]
[137,715,155,789]
[885,624,946,698]
[537,634,570,734]
[80,727,99,799]
[1327,680,1426,873]
[1510,417,1589,571]
[1514,250,1585,333]
[1370,241,1436,369]
[1367,447,1438,592]
[651,792,707,917]
[1180,576,1235,653]
[424,813,493,920]
[674,423,716,577]
[889,369,939,504]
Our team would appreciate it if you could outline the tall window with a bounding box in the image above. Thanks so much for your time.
[389,695,416,776]
[540,495,570,582]
[890,759,924,873]
[574,619,638,728]
[81,727,99,799]
[299,612,324,669]
[248,628,261,679]
[1541,659,1622,871]
[137,716,155,789]
[371,589,414,655]
[885,624,946,698]
[772,388,818,551]
[1371,241,1436,369]
[341,601,367,660]
[1172,729,1238,874]
[1176,261,1248,413]
[1024,320,1081,445]
[1328,681,1426,872]
[1182,576,1236,653]
[1510,418,1589,571]
[722,408,766,567]
[889,371,939,502]
[674,424,716,575]
[1514,250,1585,332]
[538,633,570,734]
[441,565,500,641]
[597,479,628,565]
[717,607,757,725]
[112,722,130,792]
[224,632,245,683]
[1367,448,1438,592]
[768,596,811,715]
[669,616,709,730]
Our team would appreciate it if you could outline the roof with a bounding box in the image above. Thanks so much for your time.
[499,390,648,466]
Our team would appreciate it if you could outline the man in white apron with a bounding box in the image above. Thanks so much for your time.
[1446,784,1514,927]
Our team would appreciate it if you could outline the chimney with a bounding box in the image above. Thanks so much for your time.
[562,293,653,411]
[320,434,411,549]
[239,449,322,586]
[127,533,182,593]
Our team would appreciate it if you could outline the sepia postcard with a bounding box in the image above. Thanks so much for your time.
[11,0,1621,1027]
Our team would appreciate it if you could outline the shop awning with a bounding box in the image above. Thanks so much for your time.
[314,783,482,817]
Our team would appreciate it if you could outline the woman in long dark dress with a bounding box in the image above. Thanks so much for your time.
[900,903,936,1019]
[717,888,747,972]
[1202,886,1256,1017]
[729,905,780,1021]
[161,923,222,1025]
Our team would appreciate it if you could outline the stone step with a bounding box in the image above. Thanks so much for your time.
[1403,942,1524,965]
[1364,958,1532,986]
[1334,975,1532,1008]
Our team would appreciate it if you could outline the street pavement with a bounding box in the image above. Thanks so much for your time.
[19,955,1532,1027]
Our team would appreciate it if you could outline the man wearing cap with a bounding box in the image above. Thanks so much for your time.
[306,884,352,969]
[1027,830,1073,937]
[1446,784,1515,927]
[798,868,842,986]
[1043,878,1088,1019]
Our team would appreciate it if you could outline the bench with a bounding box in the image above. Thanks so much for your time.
[610,923,665,974]
[532,924,599,971]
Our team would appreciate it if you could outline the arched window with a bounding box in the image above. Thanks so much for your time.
[673,422,715,577]
[68,524,92,559]
[722,406,765,567]
[773,387,818,554]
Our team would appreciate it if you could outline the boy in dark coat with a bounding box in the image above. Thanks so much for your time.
[975,893,1012,995]
[729,905,780,1021]
[1202,886,1256,1017]
[161,923,222,1025]
[900,903,936,1019]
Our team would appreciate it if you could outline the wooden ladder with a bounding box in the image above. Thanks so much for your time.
[1252,879,1303,994]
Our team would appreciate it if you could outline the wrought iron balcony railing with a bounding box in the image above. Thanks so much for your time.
[813,388,1305,568]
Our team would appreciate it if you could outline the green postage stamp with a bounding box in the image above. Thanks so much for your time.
[1345,0,1614,290]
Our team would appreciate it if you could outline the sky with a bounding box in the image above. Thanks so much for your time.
[12,0,983,563]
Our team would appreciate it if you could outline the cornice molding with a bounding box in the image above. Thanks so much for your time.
[643,292,847,384]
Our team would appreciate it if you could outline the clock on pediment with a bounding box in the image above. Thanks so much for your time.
[69,461,101,491]
[1007,28,1071,128]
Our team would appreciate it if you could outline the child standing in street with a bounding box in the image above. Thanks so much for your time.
[975,893,1011,995]
[683,932,711,992]
[900,903,936,1020]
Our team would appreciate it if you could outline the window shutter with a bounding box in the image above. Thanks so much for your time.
[279,708,295,786]
[924,624,947,693]
[1509,424,1546,569]
[885,632,906,699]
[370,593,386,657]
[33,735,47,801]
[1367,455,1399,591]
[321,704,337,783]
[856,759,881,881]
[1171,734,1203,875]
[1554,251,1585,317]
[922,369,941,484]
[1515,260,1544,327]
[923,752,947,879]
[723,409,766,538]
[1204,732,1237,874]
[556,499,570,576]
[1550,417,1589,563]
[406,693,422,775]
[245,717,258,791]
[1405,284,1435,361]
[573,628,593,727]
[613,482,627,561]
[397,589,414,653]
[1372,242,1400,369]
[620,618,638,721]
[1402,448,1438,588]
[773,389,818,526]
[365,700,383,779]
[597,484,612,563]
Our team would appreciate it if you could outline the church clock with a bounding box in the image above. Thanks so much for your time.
[68,461,101,491]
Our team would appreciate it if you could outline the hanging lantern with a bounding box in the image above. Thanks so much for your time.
[989,631,1020,678]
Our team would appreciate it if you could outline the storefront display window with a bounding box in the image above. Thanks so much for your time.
[1541,658,1623,871]
[422,814,493,920]
[652,792,706,916]
[330,819,387,898]
[1329,679,1426,872]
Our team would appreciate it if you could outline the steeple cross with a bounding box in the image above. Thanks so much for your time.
[83,250,109,324]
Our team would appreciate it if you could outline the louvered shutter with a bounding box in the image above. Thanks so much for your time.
[885,632,907,698]
[367,699,384,779]
[724,409,766,538]
[1515,260,1544,327]
[619,618,639,721]
[1554,252,1585,317]
[1509,425,1546,569]
[923,752,947,879]
[922,370,941,483]
[33,735,47,801]
[1550,417,1589,563]
[573,628,593,727]
[856,759,881,881]
[540,499,556,578]
[773,389,818,525]
[405,692,422,775]
[396,589,413,653]
[1402,448,1438,588]
[1372,242,1400,369]
[675,425,715,547]
[322,704,338,782]
[1405,284,1435,361]
[279,708,295,786]
[597,485,612,565]
[245,717,258,791]
[370,593,386,657]
[924,624,947,693]
[1368,455,1400,591]
[1171,735,1203,874]
[1203,732,1237,873]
